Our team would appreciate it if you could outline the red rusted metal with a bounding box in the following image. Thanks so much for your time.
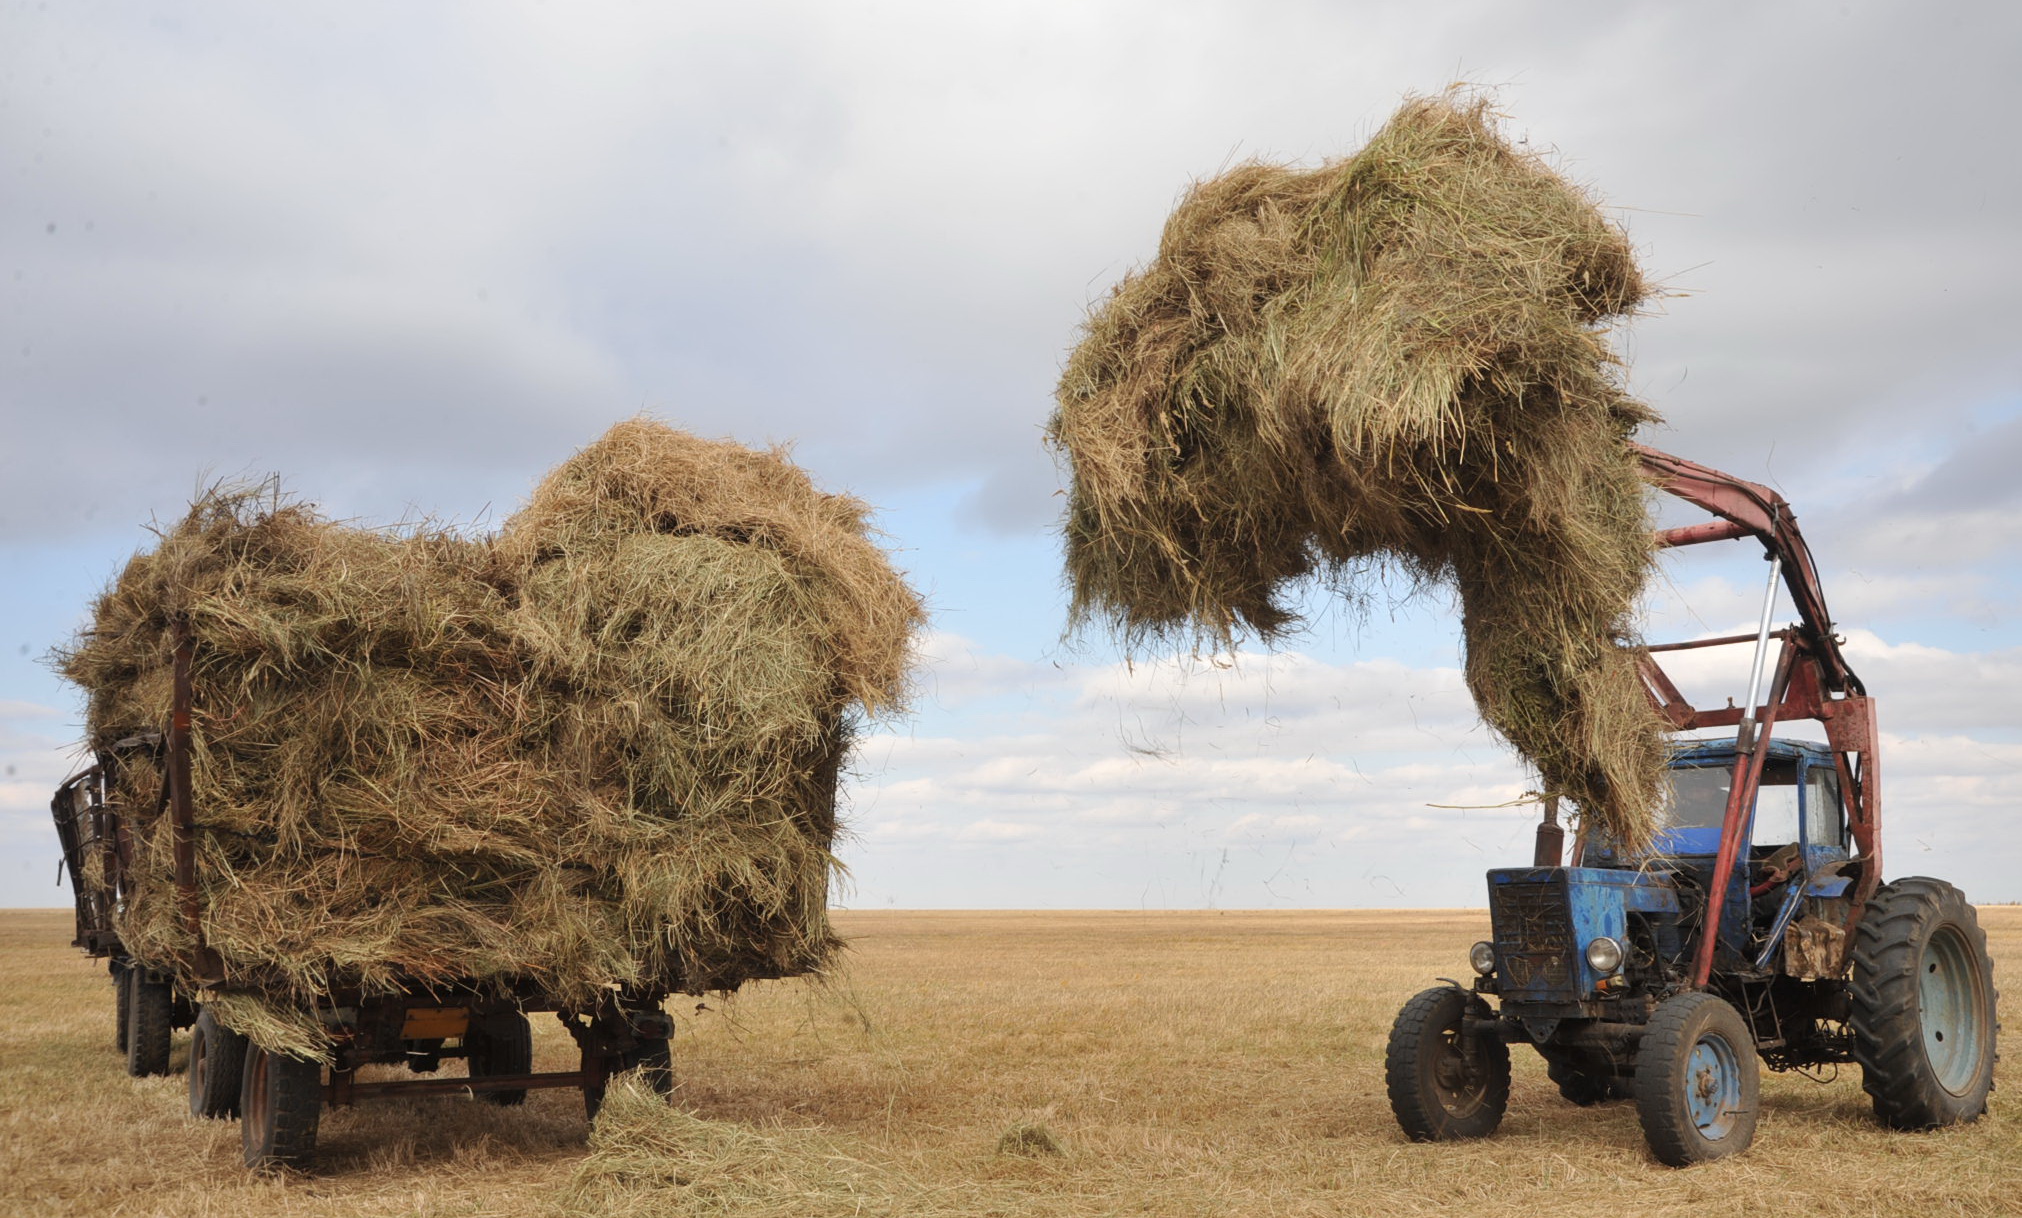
[1690,640,1797,989]
[1637,444,1863,701]
[1656,519,1755,548]
[325,1071,594,1106]
[1636,446,1881,990]
[1822,695,1882,970]
[1643,628,1792,654]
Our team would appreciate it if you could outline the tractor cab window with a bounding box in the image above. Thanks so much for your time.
[1804,764,1847,852]
[1750,761,1801,847]
[1663,765,1731,830]
[1657,761,1799,840]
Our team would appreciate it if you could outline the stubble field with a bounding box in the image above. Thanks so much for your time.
[1,906,2016,1217]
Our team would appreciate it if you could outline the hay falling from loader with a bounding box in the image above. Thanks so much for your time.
[60,419,923,1055]
[1048,94,1670,849]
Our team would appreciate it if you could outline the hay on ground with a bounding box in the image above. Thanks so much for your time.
[1048,92,1669,849]
[59,418,923,1055]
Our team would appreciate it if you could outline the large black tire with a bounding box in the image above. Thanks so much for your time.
[1850,877,1999,1129]
[240,1045,323,1171]
[1633,992,1759,1166]
[112,961,132,1055]
[188,1008,247,1119]
[466,1012,534,1107]
[1541,1048,1628,1106]
[585,1036,674,1121]
[1385,986,1510,1142]
[126,971,174,1078]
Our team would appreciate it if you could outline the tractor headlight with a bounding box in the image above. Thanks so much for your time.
[1585,936,1624,974]
[1469,941,1497,976]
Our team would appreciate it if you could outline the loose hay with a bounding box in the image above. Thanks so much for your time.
[561,1081,899,1217]
[59,419,924,1055]
[996,1121,1065,1158]
[1048,92,1669,848]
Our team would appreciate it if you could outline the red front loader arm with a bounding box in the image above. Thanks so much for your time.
[1634,446,1881,987]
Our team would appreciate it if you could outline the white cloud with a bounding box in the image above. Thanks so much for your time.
[838,628,2022,908]
[4,3,2019,911]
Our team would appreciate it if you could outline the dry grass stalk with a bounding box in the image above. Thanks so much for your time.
[5,908,2018,1216]
[57,419,923,1055]
[1048,92,1669,848]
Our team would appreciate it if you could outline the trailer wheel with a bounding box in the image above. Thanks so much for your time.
[1633,992,1759,1166]
[126,971,174,1078]
[188,1008,247,1119]
[1385,986,1509,1141]
[240,1044,322,1171]
[1850,877,1999,1129]
[584,1037,674,1121]
[467,1012,533,1107]
[112,960,132,1055]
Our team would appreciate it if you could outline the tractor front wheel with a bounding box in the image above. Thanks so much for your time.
[1385,986,1509,1141]
[1850,877,1999,1129]
[1633,992,1759,1166]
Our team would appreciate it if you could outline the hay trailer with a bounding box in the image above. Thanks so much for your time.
[51,696,674,1172]
[1385,447,2000,1165]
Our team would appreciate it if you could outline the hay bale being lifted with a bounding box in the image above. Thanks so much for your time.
[1048,93,1669,849]
[59,419,922,1055]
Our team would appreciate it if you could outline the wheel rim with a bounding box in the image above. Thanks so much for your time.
[1684,1030,1743,1142]
[1431,1022,1490,1117]
[244,1049,269,1138]
[1918,923,1987,1095]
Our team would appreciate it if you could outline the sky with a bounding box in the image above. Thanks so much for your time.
[4,1,2019,911]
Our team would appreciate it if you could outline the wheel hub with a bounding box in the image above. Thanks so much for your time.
[1918,924,1988,1096]
[1684,1034,1741,1141]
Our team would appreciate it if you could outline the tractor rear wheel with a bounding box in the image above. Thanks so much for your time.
[1385,986,1509,1141]
[240,1044,323,1171]
[466,1012,534,1107]
[1633,991,1759,1166]
[1850,877,1999,1129]
[126,971,174,1078]
[188,1008,248,1119]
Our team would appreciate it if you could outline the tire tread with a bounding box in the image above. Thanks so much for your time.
[1385,986,1509,1142]
[1849,877,1999,1130]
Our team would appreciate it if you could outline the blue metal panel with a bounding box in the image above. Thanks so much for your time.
[1670,738,1830,768]
[1653,825,1722,857]
[1803,872,1852,898]
[1487,868,1680,1004]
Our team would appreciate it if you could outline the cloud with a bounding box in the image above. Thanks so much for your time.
[4,3,2018,910]
[7,3,2020,546]
[838,628,2022,907]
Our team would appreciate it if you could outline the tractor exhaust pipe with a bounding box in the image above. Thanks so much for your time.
[1533,795,1564,868]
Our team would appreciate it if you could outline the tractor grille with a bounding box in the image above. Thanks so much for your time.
[1491,880,1575,995]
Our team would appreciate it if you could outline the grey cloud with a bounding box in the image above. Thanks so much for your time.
[9,2,2020,558]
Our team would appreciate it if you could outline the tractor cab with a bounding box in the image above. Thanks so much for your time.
[1582,738,1857,976]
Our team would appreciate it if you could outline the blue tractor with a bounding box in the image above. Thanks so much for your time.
[1385,448,1999,1165]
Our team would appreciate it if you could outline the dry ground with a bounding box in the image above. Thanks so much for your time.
[1,906,2016,1217]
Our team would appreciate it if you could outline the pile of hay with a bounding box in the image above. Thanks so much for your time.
[60,419,922,1054]
[1048,93,1668,848]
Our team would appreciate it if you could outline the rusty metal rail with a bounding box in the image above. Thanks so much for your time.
[326,1069,602,1107]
